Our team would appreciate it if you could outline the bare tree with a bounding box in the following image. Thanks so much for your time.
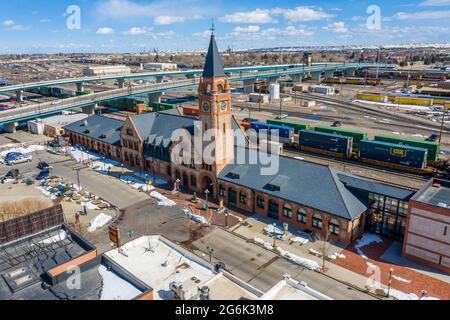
[314,231,333,271]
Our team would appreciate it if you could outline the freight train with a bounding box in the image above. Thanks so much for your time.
[241,118,446,175]
[322,77,382,86]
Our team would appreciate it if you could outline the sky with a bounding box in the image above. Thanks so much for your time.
[0,0,449,53]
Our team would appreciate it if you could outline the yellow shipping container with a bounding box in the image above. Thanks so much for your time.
[433,98,450,105]
[387,95,396,102]
[394,96,433,106]
[445,103,450,110]
[356,93,387,102]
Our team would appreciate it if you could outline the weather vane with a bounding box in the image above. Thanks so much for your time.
[210,18,215,35]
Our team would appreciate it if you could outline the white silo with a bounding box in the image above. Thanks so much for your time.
[269,83,280,100]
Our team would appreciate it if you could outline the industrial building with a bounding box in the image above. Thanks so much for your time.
[83,65,131,77]
[143,62,178,71]
[27,113,88,137]
[402,179,450,273]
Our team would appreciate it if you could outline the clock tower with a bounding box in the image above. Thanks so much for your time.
[198,29,233,175]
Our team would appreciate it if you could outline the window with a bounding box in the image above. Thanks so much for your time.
[283,204,292,219]
[297,209,307,224]
[126,128,133,136]
[217,84,223,93]
[219,185,226,197]
[257,196,264,209]
[191,175,197,187]
[329,219,340,235]
[239,191,247,204]
[312,214,322,229]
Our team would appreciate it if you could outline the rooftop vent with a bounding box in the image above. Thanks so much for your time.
[99,134,106,139]
[225,172,240,180]
[263,184,281,192]
[83,129,90,134]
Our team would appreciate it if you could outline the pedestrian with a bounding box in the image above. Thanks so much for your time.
[107,167,111,175]
[83,205,88,216]
[75,212,80,224]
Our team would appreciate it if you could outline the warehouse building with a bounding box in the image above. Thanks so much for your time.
[143,62,178,71]
[402,178,450,273]
[27,113,88,137]
[65,31,415,245]
[83,65,131,76]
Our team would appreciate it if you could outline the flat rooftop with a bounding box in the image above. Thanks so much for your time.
[0,225,148,300]
[259,276,332,300]
[412,178,450,209]
[104,235,263,300]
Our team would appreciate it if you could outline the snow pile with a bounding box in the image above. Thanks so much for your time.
[264,224,284,237]
[0,144,45,157]
[133,172,169,186]
[384,288,439,300]
[98,265,142,300]
[150,191,176,206]
[81,201,100,210]
[36,186,57,200]
[290,236,309,245]
[277,247,321,271]
[38,230,67,244]
[392,275,411,283]
[254,237,274,250]
[411,134,425,138]
[328,252,346,260]
[182,208,208,225]
[91,159,119,173]
[120,175,153,191]
[69,147,101,163]
[87,213,112,232]
[355,234,383,259]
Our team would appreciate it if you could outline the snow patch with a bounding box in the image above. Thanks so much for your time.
[38,230,67,244]
[277,247,320,271]
[150,191,176,206]
[385,288,439,300]
[183,208,208,225]
[98,265,142,300]
[254,237,274,250]
[355,234,383,259]
[0,144,45,157]
[392,275,411,283]
[87,213,112,232]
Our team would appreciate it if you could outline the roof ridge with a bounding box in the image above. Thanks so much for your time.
[328,168,353,220]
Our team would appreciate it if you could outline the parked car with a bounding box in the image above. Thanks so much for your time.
[426,134,439,142]
[276,113,289,120]
[242,117,259,123]
[37,161,50,170]
[5,153,32,165]
[331,121,342,128]
[35,169,50,180]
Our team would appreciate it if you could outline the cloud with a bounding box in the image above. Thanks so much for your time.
[3,20,15,27]
[9,25,30,31]
[220,9,277,24]
[96,27,115,35]
[123,27,153,36]
[226,25,314,42]
[393,10,450,20]
[323,21,348,33]
[39,19,51,23]
[233,25,261,34]
[154,16,186,25]
[419,0,450,6]
[273,7,333,22]
[193,30,211,39]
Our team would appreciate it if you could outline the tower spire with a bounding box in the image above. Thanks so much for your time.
[202,24,225,77]
[210,18,215,36]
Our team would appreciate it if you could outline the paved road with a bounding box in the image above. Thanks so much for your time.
[0,150,148,208]
[191,229,377,300]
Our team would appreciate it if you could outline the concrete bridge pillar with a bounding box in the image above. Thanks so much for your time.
[156,76,164,83]
[76,82,84,92]
[15,90,24,102]
[311,72,322,82]
[324,70,334,79]
[117,78,125,88]
[242,79,255,94]
[4,122,18,133]
[82,104,97,115]
[148,92,163,104]
[291,74,303,83]
[345,68,356,77]
[268,77,279,84]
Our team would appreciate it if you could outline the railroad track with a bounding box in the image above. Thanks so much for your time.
[283,147,428,190]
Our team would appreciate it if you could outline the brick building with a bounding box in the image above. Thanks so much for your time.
[65,32,416,245]
[402,178,450,273]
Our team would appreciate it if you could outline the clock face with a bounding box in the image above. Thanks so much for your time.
[220,101,227,111]
[202,101,210,112]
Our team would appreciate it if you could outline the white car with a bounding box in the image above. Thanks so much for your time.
[276,113,289,119]
[5,154,32,165]
[50,101,61,105]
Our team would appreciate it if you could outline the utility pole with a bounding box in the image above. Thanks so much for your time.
[279,96,282,118]
[76,168,81,190]
[439,108,447,144]
[258,82,262,112]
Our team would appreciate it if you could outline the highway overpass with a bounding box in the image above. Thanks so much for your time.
[0,63,390,130]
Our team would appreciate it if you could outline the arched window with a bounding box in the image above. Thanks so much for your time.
[329,219,340,236]
[239,191,247,204]
[312,214,323,229]
[297,208,307,224]
[191,175,197,187]
[217,84,223,93]
[283,204,292,218]
[256,195,264,209]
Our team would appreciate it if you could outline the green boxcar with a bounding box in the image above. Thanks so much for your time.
[374,134,439,161]
[266,119,311,133]
[152,102,177,112]
[313,126,368,150]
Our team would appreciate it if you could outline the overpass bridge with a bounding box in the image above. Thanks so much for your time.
[0,63,390,131]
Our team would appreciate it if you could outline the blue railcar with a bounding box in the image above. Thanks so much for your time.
[250,122,294,143]
[359,140,428,169]
[299,130,353,157]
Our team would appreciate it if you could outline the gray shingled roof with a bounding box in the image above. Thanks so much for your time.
[64,115,124,146]
[218,148,369,220]
[202,34,226,77]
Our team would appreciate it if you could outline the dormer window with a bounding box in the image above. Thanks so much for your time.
[126,128,133,136]
[263,184,280,192]
[83,129,90,134]
[99,134,106,139]
[225,172,240,180]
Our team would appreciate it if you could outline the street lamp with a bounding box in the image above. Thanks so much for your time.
[206,246,214,262]
[224,208,229,227]
[272,223,277,248]
[204,188,210,203]
[76,168,81,191]
[121,163,124,177]
[387,268,394,298]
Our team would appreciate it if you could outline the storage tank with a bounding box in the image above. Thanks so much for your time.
[269,83,280,100]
